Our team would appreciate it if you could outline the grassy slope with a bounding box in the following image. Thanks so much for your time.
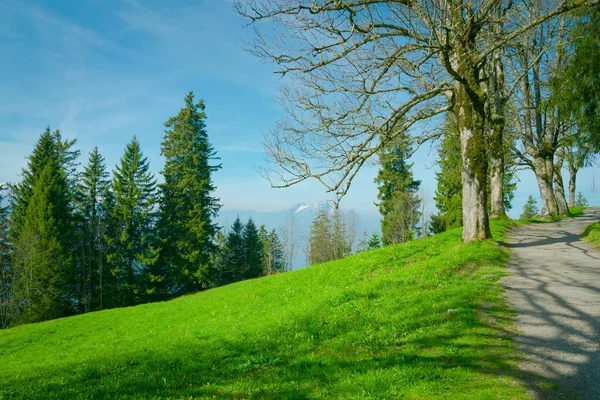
[0,222,530,400]
[583,216,600,248]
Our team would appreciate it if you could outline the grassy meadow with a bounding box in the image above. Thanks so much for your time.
[0,221,532,399]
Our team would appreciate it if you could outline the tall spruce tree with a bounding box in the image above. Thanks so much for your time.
[108,137,157,307]
[308,209,332,265]
[263,228,285,274]
[13,160,74,323]
[375,134,421,245]
[74,147,110,312]
[221,217,245,285]
[155,92,221,297]
[10,128,78,324]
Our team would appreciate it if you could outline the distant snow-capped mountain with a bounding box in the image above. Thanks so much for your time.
[217,201,380,270]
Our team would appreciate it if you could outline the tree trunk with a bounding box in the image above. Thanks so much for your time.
[455,82,491,242]
[553,150,569,215]
[533,155,559,217]
[568,165,578,207]
[489,120,506,219]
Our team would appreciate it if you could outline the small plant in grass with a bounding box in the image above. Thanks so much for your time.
[575,192,589,208]
[520,195,540,219]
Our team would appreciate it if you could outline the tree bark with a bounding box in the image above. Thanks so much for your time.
[533,155,559,217]
[455,82,491,242]
[489,118,506,219]
[568,165,578,207]
[553,150,569,215]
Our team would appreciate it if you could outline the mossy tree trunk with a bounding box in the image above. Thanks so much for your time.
[553,148,569,215]
[450,14,491,242]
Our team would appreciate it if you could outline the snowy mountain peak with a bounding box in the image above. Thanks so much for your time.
[293,203,310,214]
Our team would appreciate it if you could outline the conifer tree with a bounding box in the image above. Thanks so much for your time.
[331,209,353,259]
[155,92,221,297]
[108,137,157,306]
[575,192,590,208]
[13,160,74,323]
[308,209,332,265]
[74,147,110,312]
[368,233,381,250]
[10,128,78,323]
[242,218,263,279]
[375,134,421,245]
[221,217,244,285]
[260,226,285,275]
[520,195,540,220]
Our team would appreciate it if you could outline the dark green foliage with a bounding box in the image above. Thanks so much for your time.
[74,147,111,313]
[260,226,285,274]
[308,209,353,265]
[242,219,263,279]
[308,209,333,265]
[9,129,78,324]
[552,6,600,150]
[13,160,74,323]
[575,192,589,208]
[108,137,157,307]
[356,231,382,253]
[434,120,463,232]
[155,92,221,297]
[367,233,381,250]
[520,195,540,220]
[429,214,447,235]
[376,133,421,245]
[220,217,244,285]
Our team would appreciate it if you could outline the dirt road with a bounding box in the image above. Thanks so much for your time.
[504,208,600,399]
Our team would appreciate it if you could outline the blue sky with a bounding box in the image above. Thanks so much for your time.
[0,0,598,220]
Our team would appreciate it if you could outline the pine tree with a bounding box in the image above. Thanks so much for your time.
[13,160,74,323]
[108,137,157,307]
[375,133,421,245]
[575,192,589,208]
[520,195,540,220]
[434,120,463,232]
[308,209,332,265]
[261,227,285,274]
[221,217,244,285]
[155,92,221,297]
[9,128,78,324]
[331,209,353,259]
[367,233,381,250]
[242,218,263,279]
[74,147,111,312]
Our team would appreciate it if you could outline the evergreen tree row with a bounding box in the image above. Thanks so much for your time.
[216,217,285,285]
[0,92,283,328]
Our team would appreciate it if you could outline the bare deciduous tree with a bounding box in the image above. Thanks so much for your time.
[237,0,596,241]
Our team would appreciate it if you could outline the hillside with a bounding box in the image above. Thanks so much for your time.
[0,222,530,399]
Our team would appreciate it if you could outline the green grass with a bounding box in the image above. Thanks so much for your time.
[0,221,530,399]
[583,218,600,248]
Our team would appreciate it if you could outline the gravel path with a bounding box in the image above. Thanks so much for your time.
[504,208,600,399]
